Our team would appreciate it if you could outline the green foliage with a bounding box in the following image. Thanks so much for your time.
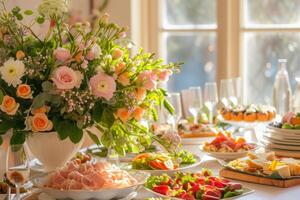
[24,10,33,15]
[86,130,101,145]
[0,120,14,134]
[10,129,26,145]
[36,16,45,24]
[0,90,3,103]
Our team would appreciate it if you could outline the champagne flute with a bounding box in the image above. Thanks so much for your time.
[233,77,242,105]
[165,93,182,129]
[6,144,29,200]
[188,87,203,124]
[220,79,235,107]
[204,82,218,124]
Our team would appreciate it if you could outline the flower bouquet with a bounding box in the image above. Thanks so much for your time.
[0,0,180,155]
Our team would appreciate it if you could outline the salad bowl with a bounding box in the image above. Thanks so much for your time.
[32,171,150,200]
[128,151,202,175]
[143,171,254,200]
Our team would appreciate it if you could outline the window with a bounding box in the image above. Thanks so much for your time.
[241,0,300,104]
[137,0,300,103]
[161,0,217,92]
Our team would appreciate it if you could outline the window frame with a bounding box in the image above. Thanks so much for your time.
[131,0,300,101]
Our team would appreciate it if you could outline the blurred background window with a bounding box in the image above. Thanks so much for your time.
[155,0,300,103]
[161,0,217,92]
[242,0,300,104]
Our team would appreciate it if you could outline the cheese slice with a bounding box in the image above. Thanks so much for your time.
[275,165,291,178]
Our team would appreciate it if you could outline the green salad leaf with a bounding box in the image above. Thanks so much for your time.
[145,174,170,189]
[171,150,196,165]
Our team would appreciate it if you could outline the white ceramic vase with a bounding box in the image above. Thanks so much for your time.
[26,132,83,172]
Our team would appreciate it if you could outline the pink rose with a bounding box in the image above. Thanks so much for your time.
[86,44,101,61]
[53,48,71,62]
[159,70,172,82]
[89,72,116,100]
[137,70,157,90]
[52,66,83,90]
[81,60,88,69]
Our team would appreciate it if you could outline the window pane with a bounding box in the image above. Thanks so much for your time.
[244,0,300,26]
[163,33,216,92]
[244,32,300,104]
[163,0,216,27]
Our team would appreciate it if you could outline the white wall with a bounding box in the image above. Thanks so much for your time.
[5,0,132,36]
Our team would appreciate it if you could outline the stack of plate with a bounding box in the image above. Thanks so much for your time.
[261,124,300,157]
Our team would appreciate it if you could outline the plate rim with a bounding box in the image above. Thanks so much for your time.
[143,185,254,200]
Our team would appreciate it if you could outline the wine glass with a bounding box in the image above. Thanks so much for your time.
[165,93,182,129]
[204,82,218,124]
[6,144,29,200]
[188,87,203,124]
[220,79,236,107]
[233,77,242,105]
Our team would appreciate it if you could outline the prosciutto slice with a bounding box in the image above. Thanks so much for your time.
[45,160,137,190]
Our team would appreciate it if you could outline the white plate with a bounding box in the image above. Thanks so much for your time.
[181,137,214,145]
[262,135,300,146]
[32,171,150,200]
[264,129,300,140]
[200,144,258,160]
[144,186,254,200]
[261,139,300,151]
[130,154,202,176]
[267,124,300,134]
[263,131,300,142]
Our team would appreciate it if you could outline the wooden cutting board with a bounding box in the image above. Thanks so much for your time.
[219,168,300,188]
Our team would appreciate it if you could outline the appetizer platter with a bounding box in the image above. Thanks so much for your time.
[130,150,201,175]
[178,122,220,145]
[220,152,300,187]
[201,132,257,160]
[220,104,277,125]
[32,159,149,200]
[144,169,254,200]
[178,123,219,138]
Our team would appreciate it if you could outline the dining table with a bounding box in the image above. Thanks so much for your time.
[25,127,300,200]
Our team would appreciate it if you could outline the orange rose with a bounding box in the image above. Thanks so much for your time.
[115,62,126,75]
[31,105,50,115]
[75,51,83,63]
[16,50,25,60]
[118,72,130,86]
[16,84,32,99]
[26,113,53,132]
[134,88,147,101]
[0,95,19,115]
[112,48,123,59]
[115,108,131,123]
[132,106,144,121]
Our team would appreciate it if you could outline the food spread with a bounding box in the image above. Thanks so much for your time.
[203,132,255,153]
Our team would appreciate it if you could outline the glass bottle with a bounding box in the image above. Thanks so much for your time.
[273,59,292,116]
